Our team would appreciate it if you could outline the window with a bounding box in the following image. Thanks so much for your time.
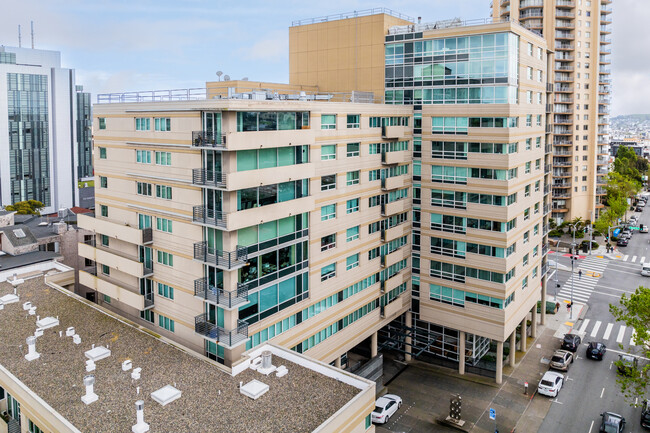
[100,205,108,217]
[524,208,530,221]
[534,203,539,214]
[527,43,533,56]
[135,117,150,131]
[523,254,529,267]
[525,162,531,174]
[522,276,529,290]
[537,70,543,82]
[526,115,532,127]
[526,91,532,104]
[137,182,152,196]
[535,159,541,170]
[347,226,360,242]
[346,254,359,270]
[321,114,336,129]
[369,117,381,128]
[101,264,110,275]
[524,231,530,244]
[28,419,44,433]
[157,251,174,267]
[533,246,538,257]
[525,185,530,197]
[158,314,175,332]
[321,175,336,191]
[99,147,106,159]
[527,67,533,80]
[365,414,372,430]
[346,143,360,157]
[154,117,171,131]
[346,114,360,128]
[100,234,109,247]
[321,234,336,251]
[536,113,542,125]
[346,198,359,213]
[532,266,538,278]
[525,139,532,151]
[157,283,174,300]
[432,117,468,134]
[321,145,336,160]
[346,171,360,186]
[534,224,539,236]
[537,47,543,59]
[99,176,107,188]
[156,217,172,233]
[136,150,151,164]
[321,204,336,221]
[321,263,336,281]
[98,117,106,129]
[103,294,111,303]
[156,185,172,200]
[155,151,171,166]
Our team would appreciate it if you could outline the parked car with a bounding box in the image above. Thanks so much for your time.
[561,333,582,352]
[372,394,402,424]
[599,412,626,432]
[641,201,647,207]
[641,399,650,430]
[617,238,629,247]
[537,371,564,397]
[637,206,644,212]
[641,224,649,233]
[622,229,633,238]
[617,354,639,376]
[550,349,574,371]
[586,342,607,360]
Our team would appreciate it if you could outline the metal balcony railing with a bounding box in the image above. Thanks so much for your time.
[142,227,153,244]
[144,292,154,309]
[545,164,552,173]
[194,278,249,309]
[193,206,227,229]
[194,314,249,347]
[542,243,549,256]
[544,204,551,215]
[541,262,549,277]
[192,131,226,149]
[193,242,248,269]
[192,168,226,189]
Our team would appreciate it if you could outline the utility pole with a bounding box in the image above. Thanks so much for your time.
[569,224,577,320]
[589,211,593,255]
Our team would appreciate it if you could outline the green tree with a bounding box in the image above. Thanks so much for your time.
[5,200,44,215]
[614,146,643,183]
[610,286,650,405]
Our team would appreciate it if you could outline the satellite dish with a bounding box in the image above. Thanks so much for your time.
[224,75,230,81]
[216,71,223,81]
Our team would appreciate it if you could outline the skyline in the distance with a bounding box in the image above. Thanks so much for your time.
[0,0,645,115]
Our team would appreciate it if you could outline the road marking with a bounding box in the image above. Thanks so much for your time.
[609,361,613,370]
[594,345,650,361]
[578,319,590,333]
[551,398,564,404]
[565,321,574,327]
[642,257,647,263]
[590,321,602,337]
[603,323,613,340]
[632,255,638,262]
[623,255,629,261]
[600,387,605,398]
[589,420,594,433]
[616,326,626,343]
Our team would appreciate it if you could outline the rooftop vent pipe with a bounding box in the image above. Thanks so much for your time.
[81,375,98,404]
[261,350,272,370]
[25,336,40,361]
[131,400,150,433]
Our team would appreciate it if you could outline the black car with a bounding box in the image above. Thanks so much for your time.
[641,400,650,430]
[586,342,607,360]
[617,238,629,247]
[600,412,625,432]
[617,354,639,375]
[561,333,581,352]
[637,206,644,212]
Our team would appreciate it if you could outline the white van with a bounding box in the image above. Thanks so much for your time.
[641,224,649,233]
[642,263,650,276]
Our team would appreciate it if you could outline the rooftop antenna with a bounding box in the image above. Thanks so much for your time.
[18,25,22,48]
[216,71,223,82]
[31,21,34,49]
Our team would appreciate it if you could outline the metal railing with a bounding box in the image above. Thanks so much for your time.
[192,130,226,149]
[194,278,249,309]
[144,292,154,309]
[193,242,248,269]
[387,17,537,37]
[97,88,206,104]
[194,314,249,347]
[193,206,227,229]
[142,227,153,244]
[192,168,226,189]
[291,8,414,26]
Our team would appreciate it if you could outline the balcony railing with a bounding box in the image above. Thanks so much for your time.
[193,242,248,269]
[192,131,226,149]
[556,0,575,7]
[142,227,153,244]
[541,262,549,277]
[542,243,549,256]
[544,204,551,215]
[194,278,249,309]
[144,291,154,309]
[193,206,227,229]
[194,314,249,347]
[555,43,574,50]
[192,168,226,189]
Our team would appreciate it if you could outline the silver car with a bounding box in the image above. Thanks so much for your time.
[550,349,573,371]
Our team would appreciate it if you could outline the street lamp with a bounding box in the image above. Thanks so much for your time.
[568,223,578,320]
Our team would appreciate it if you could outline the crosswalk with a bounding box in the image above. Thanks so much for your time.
[556,256,609,304]
[616,254,646,263]
[576,318,637,346]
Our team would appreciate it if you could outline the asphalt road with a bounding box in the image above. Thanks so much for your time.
[540,204,650,433]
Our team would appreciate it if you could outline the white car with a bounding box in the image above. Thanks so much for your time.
[372,394,402,424]
[538,371,564,397]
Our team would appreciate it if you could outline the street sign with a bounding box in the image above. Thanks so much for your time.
[630,227,640,230]
[489,408,496,420]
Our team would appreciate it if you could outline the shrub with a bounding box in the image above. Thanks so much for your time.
[575,231,585,239]
[548,229,564,237]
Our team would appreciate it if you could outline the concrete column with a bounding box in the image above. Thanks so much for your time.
[371,332,378,358]
[405,311,412,362]
[540,278,547,325]
[458,331,466,375]
[531,306,538,338]
[509,330,516,367]
[520,316,527,352]
[334,356,341,368]
[496,341,504,384]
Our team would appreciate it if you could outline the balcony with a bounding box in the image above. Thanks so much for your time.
[554,127,572,135]
[555,65,574,72]
[544,204,551,215]
[79,270,154,310]
[381,224,409,243]
[545,164,552,174]
[555,74,573,82]
[382,125,407,139]
[553,170,571,178]
[519,0,543,7]
[554,116,572,124]
[555,11,575,18]
[381,199,409,217]
[555,43,574,51]
[542,243,549,256]
[555,31,575,40]
[555,85,573,93]
[78,242,153,278]
[192,168,226,189]
[553,149,572,156]
[553,181,571,188]
[596,187,607,195]
[600,47,611,54]
[556,0,575,7]
[382,150,408,165]
[600,36,611,44]
[599,67,611,75]
[225,129,316,151]
[553,160,572,167]
[193,242,248,270]
[192,130,226,150]
[520,9,544,19]
[555,21,575,29]
[553,140,573,146]
[382,175,405,191]
[556,54,574,61]
[194,278,249,310]
[78,214,152,245]
[600,25,611,34]
[193,206,227,229]
[552,191,571,199]
[552,203,569,212]
[224,196,315,232]
[194,314,249,348]
[554,96,573,103]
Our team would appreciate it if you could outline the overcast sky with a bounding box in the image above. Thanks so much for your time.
[0,0,644,115]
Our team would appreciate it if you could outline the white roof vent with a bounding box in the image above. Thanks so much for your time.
[85,345,111,361]
[0,294,19,305]
[35,316,59,329]
[240,379,269,400]
[151,385,181,406]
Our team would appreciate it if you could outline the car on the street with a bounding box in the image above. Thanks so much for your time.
[641,400,650,430]
[586,342,607,360]
[617,238,629,247]
[622,229,633,238]
[640,201,647,207]
[642,263,650,277]
[537,371,564,398]
[617,354,639,376]
[371,394,402,424]
[599,412,626,432]
[550,349,574,371]
[561,333,582,352]
[642,224,649,233]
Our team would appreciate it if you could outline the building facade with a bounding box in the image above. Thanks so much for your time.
[0,46,93,214]
[492,0,612,222]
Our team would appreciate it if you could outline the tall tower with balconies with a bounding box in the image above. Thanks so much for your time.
[493,0,612,223]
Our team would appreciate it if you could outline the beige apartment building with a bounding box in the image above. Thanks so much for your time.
[493,0,612,222]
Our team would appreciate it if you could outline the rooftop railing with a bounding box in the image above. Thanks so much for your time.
[291,8,414,26]
[387,17,538,37]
